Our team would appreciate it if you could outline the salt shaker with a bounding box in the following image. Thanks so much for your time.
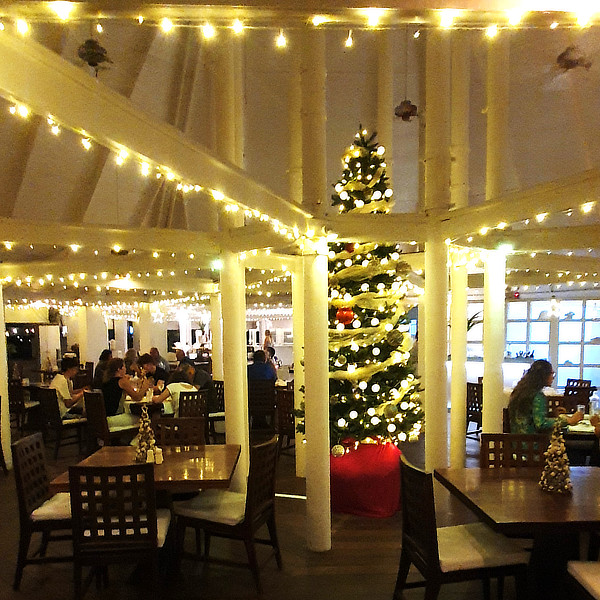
[146,449,154,463]
[154,447,163,465]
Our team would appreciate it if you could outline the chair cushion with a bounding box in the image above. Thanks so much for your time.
[63,416,87,425]
[31,492,71,521]
[173,489,246,526]
[438,522,530,572]
[568,561,600,599]
[156,508,171,548]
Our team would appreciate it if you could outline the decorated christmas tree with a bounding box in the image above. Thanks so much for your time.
[298,126,423,456]
[134,405,156,463]
[539,421,572,493]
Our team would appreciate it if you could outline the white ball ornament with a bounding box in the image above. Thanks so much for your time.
[331,444,345,458]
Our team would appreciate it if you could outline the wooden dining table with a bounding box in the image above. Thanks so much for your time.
[49,444,241,494]
[435,466,600,600]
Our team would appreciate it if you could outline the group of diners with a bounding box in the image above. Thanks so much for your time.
[50,347,212,425]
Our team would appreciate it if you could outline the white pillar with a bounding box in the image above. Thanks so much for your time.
[210,293,224,380]
[176,308,191,350]
[424,236,449,471]
[292,263,306,477]
[485,36,509,202]
[449,257,468,468]
[300,29,327,216]
[113,319,128,357]
[77,306,107,365]
[482,250,506,433]
[220,251,249,492]
[377,30,393,184]
[288,49,303,205]
[139,303,168,356]
[303,250,331,552]
[0,284,11,469]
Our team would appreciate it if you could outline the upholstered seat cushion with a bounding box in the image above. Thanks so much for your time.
[156,508,171,547]
[31,492,71,521]
[568,561,600,599]
[63,416,87,425]
[174,489,246,526]
[438,523,530,572]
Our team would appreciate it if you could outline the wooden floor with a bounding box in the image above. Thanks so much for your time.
[0,429,517,600]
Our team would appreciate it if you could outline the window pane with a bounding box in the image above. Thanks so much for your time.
[467,323,483,342]
[506,344,527,358]
[584,322,600,343]
[559,300,583,321]
[530,322,550,342]
[507,302,528,320]
[582,367,600,387]
[585,300,600,320]
[468,304,483,319]
[530,344,549,360]
[558,345,581,365]
[531,301,551,321]
[506,322,527,342]
[557,367,581,388]
[584,346,600,365]
[467,343,482,359]
[559,322,582,342]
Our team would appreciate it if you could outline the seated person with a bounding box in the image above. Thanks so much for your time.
[265,346,278,378]
[149,346,170,374]
[124,348,141,377]
[50,356,87,419]
[101,357,151,418]
[152,364,197,417]
[175,348,213,389]
[247,350,277,381]
[138,353,169,393]
[92,349,112,389]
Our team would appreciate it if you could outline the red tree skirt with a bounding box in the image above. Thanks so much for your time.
[330,443,402,518]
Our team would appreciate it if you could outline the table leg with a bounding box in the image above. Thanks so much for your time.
[529,532,579,600]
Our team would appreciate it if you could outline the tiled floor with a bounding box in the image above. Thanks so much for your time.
[0,430,514,600]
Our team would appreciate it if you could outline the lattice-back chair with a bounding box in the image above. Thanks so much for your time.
[480,433,549,468]
[564,379,594,413]
[466,382,483,439]
[9,379,25,434]
[248,380,277,439]
[174,435,281,593]
[275,387,295,452]
[11,433,72,590]
[546,396,566,416]
[208,380,225,443]
[154,417,205,447]
[32,386,86,459]
[393,456,529,600]
[69,463,171,600]
[178,390,209,441]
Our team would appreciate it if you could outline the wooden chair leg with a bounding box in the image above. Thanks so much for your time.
[267,514,282,568]
[243,538,261,593]
[54,428,62,460]
[393,550,412,600]
[13,527,32,590]
[424,582,441,600]
[203,531,211,558]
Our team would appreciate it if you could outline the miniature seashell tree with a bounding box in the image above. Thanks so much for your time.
[539,420,572,493]
[134,404,156,463]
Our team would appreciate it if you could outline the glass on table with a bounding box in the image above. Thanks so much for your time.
[577,404,587,415]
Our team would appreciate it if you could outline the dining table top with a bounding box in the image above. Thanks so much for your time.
[434,466,600,536]
[49,444,241,494]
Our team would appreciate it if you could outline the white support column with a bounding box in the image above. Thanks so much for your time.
[77,306,108,365]
[292,263,306,477]
[176,308,191,350]
[303,249,331,552]
[139,303,168,356]
[113,319,128,357]
[210,293,224,380]
[377,30,393,184]
[300,29,327,216]
[485,36,510,202]
[220,251,249,493]
[482,250,506,433]
[424,236,449,471]
[288,49,303,205]
[0,284,11,469]
[449,256,468,468]
[214,37,238,165]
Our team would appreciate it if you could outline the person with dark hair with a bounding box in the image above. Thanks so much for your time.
[124,348,140,377]
[152,364,197,416]
[138,353,169,392]
[92,349,112,389]
[265,346,278,378]
[509,359,583,433]
[175,348,213,389]
[101,357,151,417]
[247,349,277,381]
[50,356,87,418]
[149,346,170,374]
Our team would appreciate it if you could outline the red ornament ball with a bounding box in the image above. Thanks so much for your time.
[336,307,354,325]
[345,243,356,253]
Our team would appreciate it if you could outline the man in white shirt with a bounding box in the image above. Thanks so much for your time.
[50,356,86,418]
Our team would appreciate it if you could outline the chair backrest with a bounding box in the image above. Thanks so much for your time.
[275,388,295,437]
[32,387,62,427]
[400,456,440,572]
[245,436,279,524]
[84,361,94,375]
[69,463,158,559]
[8,379,25,415]
[154,417,205,446]
[212,380,225,412]
[466,382,483,418]
[480,433,549,468]
[546,396,565,415]
[178,390,206,418]
[564,379,594,412]
[248,380,277,433]
[84,390,111,446]
[11,433,50,520]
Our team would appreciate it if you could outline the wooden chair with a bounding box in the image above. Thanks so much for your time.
[248,380,277,438]
[9,379,40,436]
[568,561,600,600]
[174,435,282,593]
[393,456,529,600]
[11,433,72,590]
[466,382,483,439]
[208,380,225,442]
[564,379,595,413]
[69,463,171,600]
[0,398,7,475]
[275,387,295,451]
[480,433,549,468]
[31,386,87,459]
[154,417,206,446]
[83,390,138,451]
[178,390,209,441]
